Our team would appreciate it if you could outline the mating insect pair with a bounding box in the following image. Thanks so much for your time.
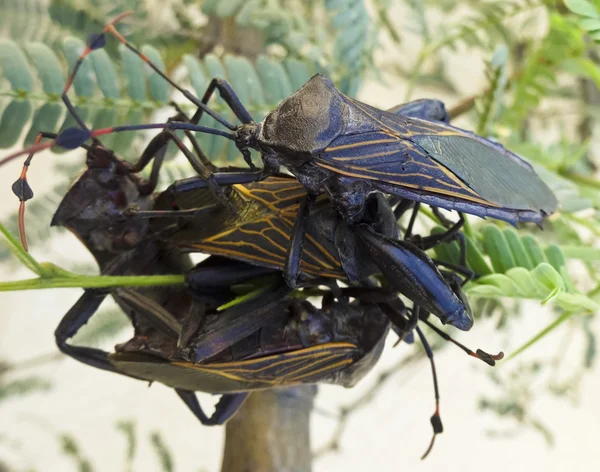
[48,138,499,459]
[1,10,557,457]
[6,96,498,459]
[4,11,557,331]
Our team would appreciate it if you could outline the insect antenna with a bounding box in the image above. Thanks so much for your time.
[8,132,93,250]
[90,12,236,131]
[61,11,134,138]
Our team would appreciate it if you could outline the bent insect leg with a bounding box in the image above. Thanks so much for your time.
[176,390,249,426]
[55,290,131,374]
[353,224,473,330]
[283,195,316,288]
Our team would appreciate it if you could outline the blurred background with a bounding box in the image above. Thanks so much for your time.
[1,0,600,470]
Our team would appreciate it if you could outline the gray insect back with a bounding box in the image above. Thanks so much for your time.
[260,74,347,156]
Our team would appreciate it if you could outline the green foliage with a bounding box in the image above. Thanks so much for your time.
[150,432,174,472]
[433,224,598,313]
[565,0,600,42]
[59,434,94,472]
[201,0,374,95]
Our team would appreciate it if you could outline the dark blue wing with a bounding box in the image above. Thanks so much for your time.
[315,96,558,222]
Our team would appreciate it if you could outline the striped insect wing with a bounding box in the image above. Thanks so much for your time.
[156,176,346,279]
[318,96,558,224]
[410,131,558,216]
[109,352,260,393]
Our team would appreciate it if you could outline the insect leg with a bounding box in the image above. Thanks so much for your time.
[353,224,473,331]
[392,199,415,221]
[54,290,124,373]
[418,212,465,249]
[414,319,443,460]
[169,102,217,172]
[165,171,264,196]
[190,78,254,125]
[175,390,249,426]
[114,288,182,340]
[420,316,504,366]
[284,195,315,288]
[186,259,279,292]
[192,283,293,362]
[404,202,420,240]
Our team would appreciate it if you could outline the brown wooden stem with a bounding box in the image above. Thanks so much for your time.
[220,386,317,472]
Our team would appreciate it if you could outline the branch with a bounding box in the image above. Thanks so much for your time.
[221,387,316,472]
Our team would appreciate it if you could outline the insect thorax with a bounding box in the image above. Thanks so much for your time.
[259,74,346,159]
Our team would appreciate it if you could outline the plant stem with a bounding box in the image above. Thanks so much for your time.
[0,274,185,292]
[220,386,316,472]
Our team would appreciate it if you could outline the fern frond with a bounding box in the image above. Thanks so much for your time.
[433,224,599,313]
[202,0,374,95]
[503,12,587,126]
[0,35,323,162]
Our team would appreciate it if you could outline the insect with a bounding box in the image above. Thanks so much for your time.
[45,137,399,424]
[1,57,475,333]
[151,171,476,331]
[48,141,283,424]
[12,138,500,457]
[3,12,556,254]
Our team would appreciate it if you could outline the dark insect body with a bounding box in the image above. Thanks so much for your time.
[0,13,508,457]
[50,142,395,425]
[153,173,475,331]
[111,296,390,394]
[3,13,557,234]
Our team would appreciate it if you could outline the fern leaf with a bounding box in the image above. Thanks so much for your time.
[433,224,599,313]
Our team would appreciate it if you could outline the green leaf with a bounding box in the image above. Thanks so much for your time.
[564,0,600,18]
[24,103,62,145]
[141,45,169,102]
[544,245,567,273]
[533,263,566,293]
[120,44,147,102]
[63,37,95,97]
[90,49,119,99]
[0,100,33,148]
[256,55,294,102]
[25,43,65,95]
[0,40,34,92]
[503,228,534,270]
[520,235,547,267]
[482,225,516,273]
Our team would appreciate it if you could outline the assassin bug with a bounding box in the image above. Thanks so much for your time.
[15,135,500,454]
[44,138,396,425]
[3,12,556,256]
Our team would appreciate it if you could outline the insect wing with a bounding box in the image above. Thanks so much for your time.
[317,97,557,221]
[163,176,345,278]
[109,342,358,393]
